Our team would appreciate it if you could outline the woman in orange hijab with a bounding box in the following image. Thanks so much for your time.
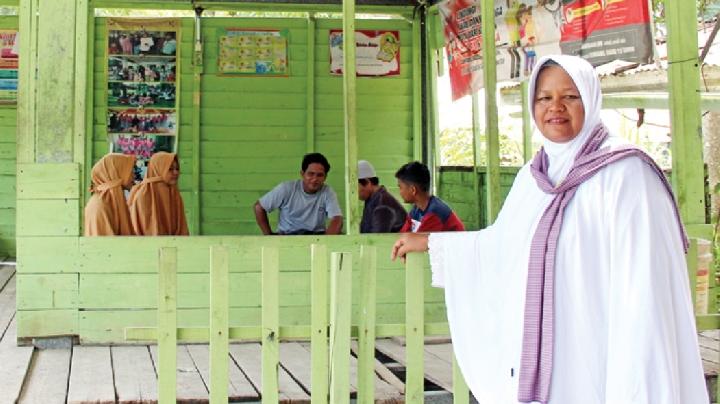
[84,153,136,236]
[128,152,189,235]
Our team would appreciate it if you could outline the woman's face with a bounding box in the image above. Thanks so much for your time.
[533,66,585,143]
[167,159,180,185]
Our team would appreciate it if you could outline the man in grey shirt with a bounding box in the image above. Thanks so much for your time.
[254,153,343,235]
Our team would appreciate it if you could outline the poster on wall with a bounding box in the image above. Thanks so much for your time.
[329,30,400,76]
[106,18,179,181]
[439,0,652,100]
[0,30,18,104]
[217,29,288,75]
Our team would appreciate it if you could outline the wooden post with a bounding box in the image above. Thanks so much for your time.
[481,0,500,223]
[310,244,329,404]
[471,92,483,226]
[73,0,89,214]
[191,9,204,235]
[412,10,423,162]
[452,355,469,404]
[261,247,280,404]
[665,0,705,224]
[342,0,360,235]
[306,14,316,153]
[521,80,533,163]
[329,252,352,404]
[158,247,177,404]
[356,245,377,404]
[405,252,424,403]
[83,0,95,206]
[209,246,228,404]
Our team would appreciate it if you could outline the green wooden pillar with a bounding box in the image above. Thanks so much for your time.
[342,0,360,235]
[665,0,705,224]
[19,0,84,163]
[306,14,316,153]
[18,0,88,238]
[481,0,500,223]
[521,80,533,163]
[191,9,204,235]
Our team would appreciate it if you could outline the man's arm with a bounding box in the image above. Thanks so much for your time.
[254,201,274,235]
[325,215,343,235]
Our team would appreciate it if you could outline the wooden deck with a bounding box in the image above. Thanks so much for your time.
[0,260,717,403]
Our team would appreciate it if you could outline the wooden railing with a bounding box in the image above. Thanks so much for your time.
[128,239,720,403]
[127,244,470,404]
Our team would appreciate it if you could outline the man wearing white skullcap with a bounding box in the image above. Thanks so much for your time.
[357,160,407,233]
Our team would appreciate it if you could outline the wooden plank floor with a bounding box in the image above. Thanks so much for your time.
[0,259,718,403]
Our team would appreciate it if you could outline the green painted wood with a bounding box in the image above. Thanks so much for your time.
[310,244,329,404]
[356,245,376,404]
[125,322,452,344]
[209,245,229,404]
[16,236,78,273]
[412,12,422,162]
[521,80,532,163]
[16,199,79,236]
[404,252,424,404]
[83,0,95,214]
[73,0,89,169]
[261,247,280,404]
[191,14,203,236]
[16,309,78,337]
[306,15,316,153]
[665,0,705,225]
[452,355,469,404]
[687,238,698,312]
[158,247,178,404]
[17,0,36,164]
[343,0,359,236]
[471,92,482,228]
[16,163,80,199]
[35,0,76,163]
[16,274,78,309]
[329,251,351,404]
[481,0,500,223]
[0,106,16,256]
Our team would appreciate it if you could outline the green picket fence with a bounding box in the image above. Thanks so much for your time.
[129,244,470,404]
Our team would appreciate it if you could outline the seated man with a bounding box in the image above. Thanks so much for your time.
[357,160,407,233]
[395,161,465,233]
[254,152,343,235]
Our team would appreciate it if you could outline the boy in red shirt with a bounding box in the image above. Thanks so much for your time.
[396,161,465,233]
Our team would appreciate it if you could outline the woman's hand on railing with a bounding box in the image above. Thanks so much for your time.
[391,233,430,263]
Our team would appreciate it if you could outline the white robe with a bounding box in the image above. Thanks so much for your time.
[428,135,709,403]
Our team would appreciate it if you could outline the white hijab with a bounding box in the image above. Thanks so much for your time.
[527,55,604,183]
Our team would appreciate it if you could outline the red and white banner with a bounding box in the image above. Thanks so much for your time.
[439,0,653,101]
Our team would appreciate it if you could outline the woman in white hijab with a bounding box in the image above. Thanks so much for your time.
[392,55,708,404]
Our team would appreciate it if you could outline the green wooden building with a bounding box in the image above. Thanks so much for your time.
[0,0,715,350]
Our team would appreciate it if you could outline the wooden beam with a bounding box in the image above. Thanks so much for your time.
[310,244,329,404]
[209,246,229,404]
[666,0,706,224]
[261,247,280,404]
[306,14,316,153]
[342,0,359,235]
[191,11,204,235]
[521,80,532,163]
[412,10,422,161]
[356,245,377,404]
[404,253,424,404]
[329,252,352,404]
[157,247,178,404]
[481,0,499,223]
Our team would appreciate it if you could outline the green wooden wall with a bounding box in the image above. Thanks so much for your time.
[16,234,443,343]
[92,16,414,235]
[437,167,519,230]
[0,16,17,257]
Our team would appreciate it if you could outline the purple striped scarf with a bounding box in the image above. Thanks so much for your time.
[518,123,688,403]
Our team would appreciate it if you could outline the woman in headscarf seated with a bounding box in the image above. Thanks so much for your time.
[392,55,709,403]
[128,151,189,236]
[84,153,136,236]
